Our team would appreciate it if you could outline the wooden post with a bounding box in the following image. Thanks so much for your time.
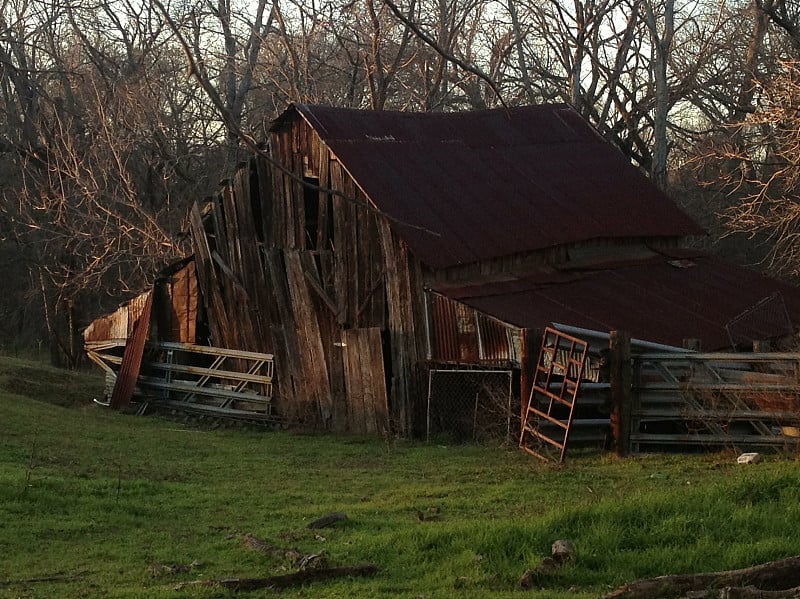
[609,330,632,457]
[520,328,542,433]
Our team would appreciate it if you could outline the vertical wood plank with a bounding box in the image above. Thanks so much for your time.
[169,261,198,343]
[300,251,348,432]
[269,134,287,248]
[378,218,421,435]
[520,328,542,427]
[343,329,367,434]
[285,250,333,425]
[256,155,274,247]
[317,144,330,252]
[265,249,303,413]
[189,202,231,348]
[318,297,347,433]
[342,327,388,435]
[343,176,359,327]
[406,254,429,435]
[363,327,388,433]
[331,160,349,325]
[233,164,272,354]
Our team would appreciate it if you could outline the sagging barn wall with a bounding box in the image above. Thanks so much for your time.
[189,114,430,434]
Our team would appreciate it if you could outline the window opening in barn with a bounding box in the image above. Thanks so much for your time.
[303,176,320,250]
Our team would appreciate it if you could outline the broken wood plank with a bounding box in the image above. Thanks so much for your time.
[256,155,274,246]
[189,202,235,349]
[342,329,367,434]
[110,292,153,410]
[331,159,350,325]
[316,142,331,252]
[676,586,800,598]
[301,251,338,315]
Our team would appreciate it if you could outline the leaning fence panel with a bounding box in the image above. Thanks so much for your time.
[631,352,800,452]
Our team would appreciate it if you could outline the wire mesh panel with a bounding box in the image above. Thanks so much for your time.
[426,369,513,443]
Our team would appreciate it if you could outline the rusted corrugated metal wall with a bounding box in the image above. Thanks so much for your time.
[426,292,519,366]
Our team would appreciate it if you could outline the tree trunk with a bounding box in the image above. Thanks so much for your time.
[642,0,674,190]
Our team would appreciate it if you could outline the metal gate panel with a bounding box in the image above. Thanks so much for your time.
[519,327,589,463]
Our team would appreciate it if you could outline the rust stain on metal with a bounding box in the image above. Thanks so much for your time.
[476,313,513,364]
[427,293,515,365]
[109,291,153,410]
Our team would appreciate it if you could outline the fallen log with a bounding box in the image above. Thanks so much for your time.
[677,586,800,598]
[173,563,378,591]
[603,556,800,599]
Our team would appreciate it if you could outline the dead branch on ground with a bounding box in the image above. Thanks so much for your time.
[173,563,378,591]
[602,556,800,599]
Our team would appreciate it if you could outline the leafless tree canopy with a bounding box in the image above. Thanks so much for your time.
[0,0,797,363]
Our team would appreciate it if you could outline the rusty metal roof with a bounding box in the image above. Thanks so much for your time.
[280,103,705,269]
[436,253,800,351]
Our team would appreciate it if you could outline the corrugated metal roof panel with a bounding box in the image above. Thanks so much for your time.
[278,104,704,269]
[427,293,517,365]
[435,253,800,351]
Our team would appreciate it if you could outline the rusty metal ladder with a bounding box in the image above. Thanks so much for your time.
[519,327,589,463]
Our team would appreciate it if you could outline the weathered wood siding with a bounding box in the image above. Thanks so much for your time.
[84,292,151,343]
[153,261,198,344]
[342,327,389,434]
[192,115,427,434]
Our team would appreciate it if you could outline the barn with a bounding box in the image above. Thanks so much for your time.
[85,103,800,451]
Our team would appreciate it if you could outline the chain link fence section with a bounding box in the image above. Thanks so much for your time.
[426,369,514,443]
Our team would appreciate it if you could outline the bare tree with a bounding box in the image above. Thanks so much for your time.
[0,0,215,365]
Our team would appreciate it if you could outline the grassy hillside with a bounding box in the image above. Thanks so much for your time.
[1,356,800,598]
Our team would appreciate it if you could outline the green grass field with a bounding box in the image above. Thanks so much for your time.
[2,355,800,598]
